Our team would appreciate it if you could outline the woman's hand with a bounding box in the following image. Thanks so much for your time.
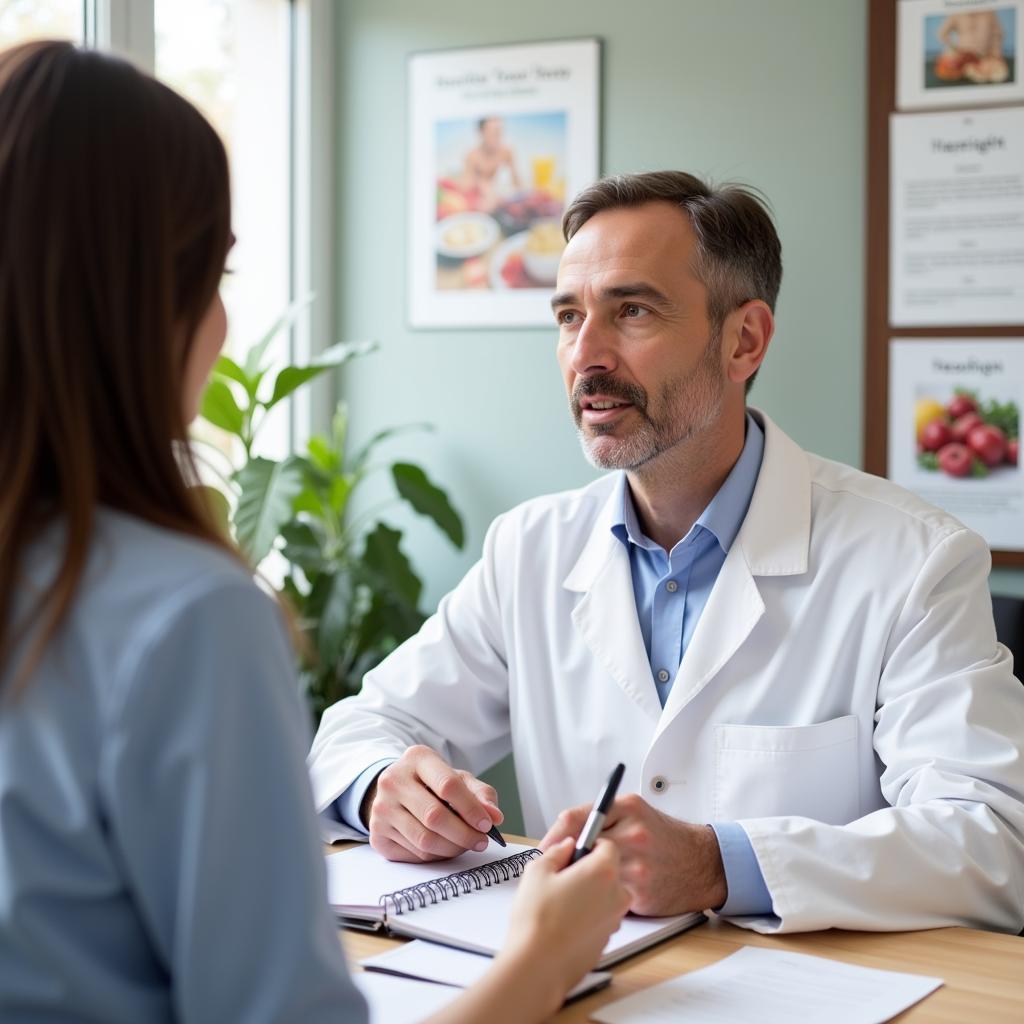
[425,838,630,1024]
[504,837,630,987]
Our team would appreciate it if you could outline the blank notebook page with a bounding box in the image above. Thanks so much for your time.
[325,842,535,918]
[326,841,702,967]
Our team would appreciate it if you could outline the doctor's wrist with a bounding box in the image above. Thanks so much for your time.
[700,824,728,910]
[359,780,378,829]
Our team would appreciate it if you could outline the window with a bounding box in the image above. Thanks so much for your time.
[0,0,83,46]
[0,0,333,462]
[155,0,293,461]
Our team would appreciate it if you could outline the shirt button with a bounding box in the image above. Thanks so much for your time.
[665,580,679,593]
[651,775,668,793]
[657,669,670,683]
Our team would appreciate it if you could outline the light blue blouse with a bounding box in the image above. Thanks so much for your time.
[0,510,366,1022]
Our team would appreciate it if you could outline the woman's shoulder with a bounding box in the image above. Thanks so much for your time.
[81,509,251,605]
[71,510,273,662]
[10,509,286,741]
[74,510,287,705]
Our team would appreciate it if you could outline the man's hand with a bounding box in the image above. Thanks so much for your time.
[538,793,726,916]
[362,745,504,863]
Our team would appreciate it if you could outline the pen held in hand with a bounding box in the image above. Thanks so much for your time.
[441,800,506,848]
[570,762,625,864]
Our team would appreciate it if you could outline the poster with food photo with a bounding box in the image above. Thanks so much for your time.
[897,0,1024,110]
[408,39,600,328]
[889,339,1024,551]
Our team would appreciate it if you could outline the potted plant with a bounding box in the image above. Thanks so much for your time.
[196,306,464,720]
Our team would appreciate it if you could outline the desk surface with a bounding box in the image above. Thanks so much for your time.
[330,840,1024,1022]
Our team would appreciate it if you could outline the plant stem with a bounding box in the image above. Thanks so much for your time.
[339,498,403,546]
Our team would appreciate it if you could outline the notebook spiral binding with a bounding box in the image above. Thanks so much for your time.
[380,848,542,918]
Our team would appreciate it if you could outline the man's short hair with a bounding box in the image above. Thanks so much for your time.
[562,171,782,393]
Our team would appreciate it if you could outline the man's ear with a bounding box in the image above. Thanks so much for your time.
[725,300,774,387]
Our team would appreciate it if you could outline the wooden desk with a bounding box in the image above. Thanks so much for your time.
[330,840,1024,1022]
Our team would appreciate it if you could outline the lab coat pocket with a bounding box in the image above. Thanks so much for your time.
[714,715,859,824]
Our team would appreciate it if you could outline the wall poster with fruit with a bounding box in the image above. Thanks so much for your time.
[407,38,600,328]
[897,0,1023,110]
[890,339,1024,550]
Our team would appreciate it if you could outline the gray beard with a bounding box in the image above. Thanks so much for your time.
[575,333,725,472]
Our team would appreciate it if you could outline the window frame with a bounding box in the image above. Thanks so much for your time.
[82,0,335,450]
[86,0,154,68]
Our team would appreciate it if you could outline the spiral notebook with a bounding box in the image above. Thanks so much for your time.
[325,842,704,969]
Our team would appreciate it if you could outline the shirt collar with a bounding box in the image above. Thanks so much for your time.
[610,412,765,556]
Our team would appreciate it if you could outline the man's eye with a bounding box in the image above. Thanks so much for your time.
[623,304,646,318]
[557,310,579,326]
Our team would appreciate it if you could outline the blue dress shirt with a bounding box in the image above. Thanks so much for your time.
[335,417,773,917]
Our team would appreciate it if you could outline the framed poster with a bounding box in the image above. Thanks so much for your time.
[889,106,1024,327]
[865,0,1024,564]
[897,0,1024,110]
[408,38,601,329]
[889,338,1024,550]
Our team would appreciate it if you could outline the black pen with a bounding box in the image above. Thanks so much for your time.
[570,762,625,864]
[443,800,506,848]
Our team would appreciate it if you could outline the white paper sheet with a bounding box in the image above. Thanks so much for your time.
[354,971,462,1024]
[890,107,1024,326]
[888,337,1024,550]
[591,946,943,1024]
[326,841,535,918]
[361,939,611,1001]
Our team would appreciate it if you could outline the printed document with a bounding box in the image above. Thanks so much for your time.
[592,946,943,1024]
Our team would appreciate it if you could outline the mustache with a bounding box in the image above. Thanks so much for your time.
[571,375,648,416]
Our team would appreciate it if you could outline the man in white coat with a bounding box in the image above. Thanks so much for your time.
[309,171,1024,933]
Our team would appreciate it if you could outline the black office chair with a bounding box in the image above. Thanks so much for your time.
[991,594,1024,936]
[991,594,1024,682]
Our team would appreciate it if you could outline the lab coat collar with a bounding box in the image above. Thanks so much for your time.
[563,408,811,594]
[736,408,811,578]
[562,409,811,724]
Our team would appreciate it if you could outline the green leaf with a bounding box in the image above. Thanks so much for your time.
[317,571,354,665]
[267,366,331,409]
[355,588,424,654]
[196,485,232,537]
[307,435,338,473]
[292,486,325,517]
[281,573,306,611]
[980,398,1019,441]
[329,475,353,515]
[361,523,422,607]
[213,354,254,395]
[200,378,244,436]
[305,571,334,623]
[235,456,304,563]
[391,463,465,549]
[280,520,328,573]
[243,294,314,378]
[266,340,378,410]
[352,423,432,471]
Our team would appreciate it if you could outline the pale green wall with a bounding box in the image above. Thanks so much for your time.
[331,0,1023,829]
[334,0,870,608]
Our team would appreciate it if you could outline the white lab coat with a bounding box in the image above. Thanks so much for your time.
[309,410,1024,934]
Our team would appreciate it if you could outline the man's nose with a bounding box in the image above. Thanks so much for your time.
[571,316,618,376]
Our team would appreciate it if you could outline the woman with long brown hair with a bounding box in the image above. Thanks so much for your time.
[0,41,628,1023]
